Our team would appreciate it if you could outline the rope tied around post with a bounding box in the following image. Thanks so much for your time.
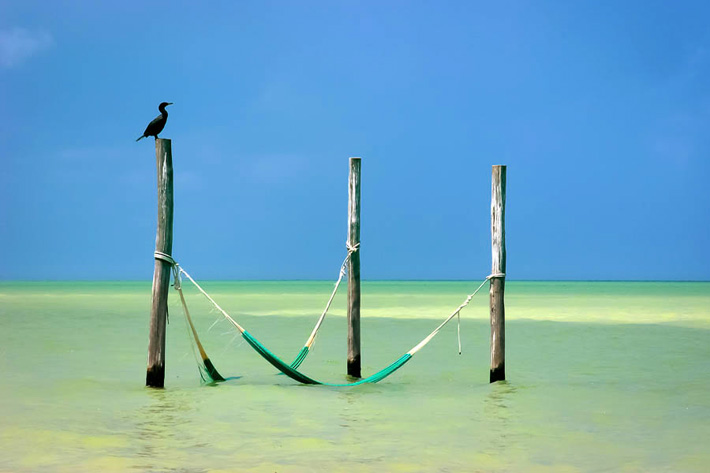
[407,276,490,357]
[339,241,360,277]
[154,251,182,281]
[154,251,176,266]
[153,251,181,322]
[300,242,361,355]
[153,253,227,384]
[154,251,181,284]
[154,245,364,374]
[451,273,504,355]
[345,241,360,254]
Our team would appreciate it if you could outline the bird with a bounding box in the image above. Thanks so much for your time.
[136,102,173,141]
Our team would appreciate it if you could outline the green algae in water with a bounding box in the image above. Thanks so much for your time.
[0,281,709,472]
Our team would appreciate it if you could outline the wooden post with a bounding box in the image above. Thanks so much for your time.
[347,157,362,378]
[490,165,506,383]
[146,138,174,388]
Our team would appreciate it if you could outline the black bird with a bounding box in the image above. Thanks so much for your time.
[136,102,173,141]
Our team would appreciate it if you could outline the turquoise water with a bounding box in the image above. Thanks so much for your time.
[1,280,709,472]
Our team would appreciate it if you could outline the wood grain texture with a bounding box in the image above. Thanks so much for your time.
[147,138,173,388]
[490,165,506,383]
[347,157,362,378]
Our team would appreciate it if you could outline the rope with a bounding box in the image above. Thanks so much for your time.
[177,278,209,381]
[303,242,360,349]
[407,276,490,355]
[159,246,360,372]
[178,267,246,333]
[451,272,504,355]
[175,264,496,385]
[239,274,493,384]
[154,246,502,385]
[152,251,177,324]
[179,265,495,361]
[154,251,176,266]
[451,272,505,354]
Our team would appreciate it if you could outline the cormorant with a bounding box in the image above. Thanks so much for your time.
[136,102,173,141]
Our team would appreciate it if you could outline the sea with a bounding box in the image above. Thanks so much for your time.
[0,280,708,472]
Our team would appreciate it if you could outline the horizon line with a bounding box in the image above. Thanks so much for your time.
[0,278,708,283]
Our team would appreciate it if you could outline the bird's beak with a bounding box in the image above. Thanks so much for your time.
[167,102,174,106]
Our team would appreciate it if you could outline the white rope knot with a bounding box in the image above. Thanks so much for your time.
[487,272,506,279]
[154,251,176,266]
[346,241,360,253]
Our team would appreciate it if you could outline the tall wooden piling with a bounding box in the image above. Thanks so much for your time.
[489,165,506,383]
[347,157,362,378]
[146,138,174,388]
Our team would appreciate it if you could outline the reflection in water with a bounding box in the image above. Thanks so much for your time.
[482,381,518,460]
[130,388,207,472]
[336,384,373,428]
[485,381,517,415]
[333,384,400,467]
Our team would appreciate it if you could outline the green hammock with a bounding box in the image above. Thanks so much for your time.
[173,255,347,380]
[177,268,413,386]
[289,346,310,370]
[242,329,412,386]
[176,264,489,386]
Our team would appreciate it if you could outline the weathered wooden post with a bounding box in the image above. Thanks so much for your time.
[490,165,506,383]
[146,138,174,388]
[347,157,362,378]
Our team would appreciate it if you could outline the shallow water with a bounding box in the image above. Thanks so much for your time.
[0,280,708,472]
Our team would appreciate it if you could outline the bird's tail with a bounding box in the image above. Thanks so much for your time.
[136,135,145,141]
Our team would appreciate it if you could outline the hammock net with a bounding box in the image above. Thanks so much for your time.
[168,252,492,386]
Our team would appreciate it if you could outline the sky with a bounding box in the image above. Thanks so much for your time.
[1,0,708,281]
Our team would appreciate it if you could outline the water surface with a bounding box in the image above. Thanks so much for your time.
[1,281,708,472]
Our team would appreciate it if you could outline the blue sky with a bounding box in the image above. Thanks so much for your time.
[1,1,708,281]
